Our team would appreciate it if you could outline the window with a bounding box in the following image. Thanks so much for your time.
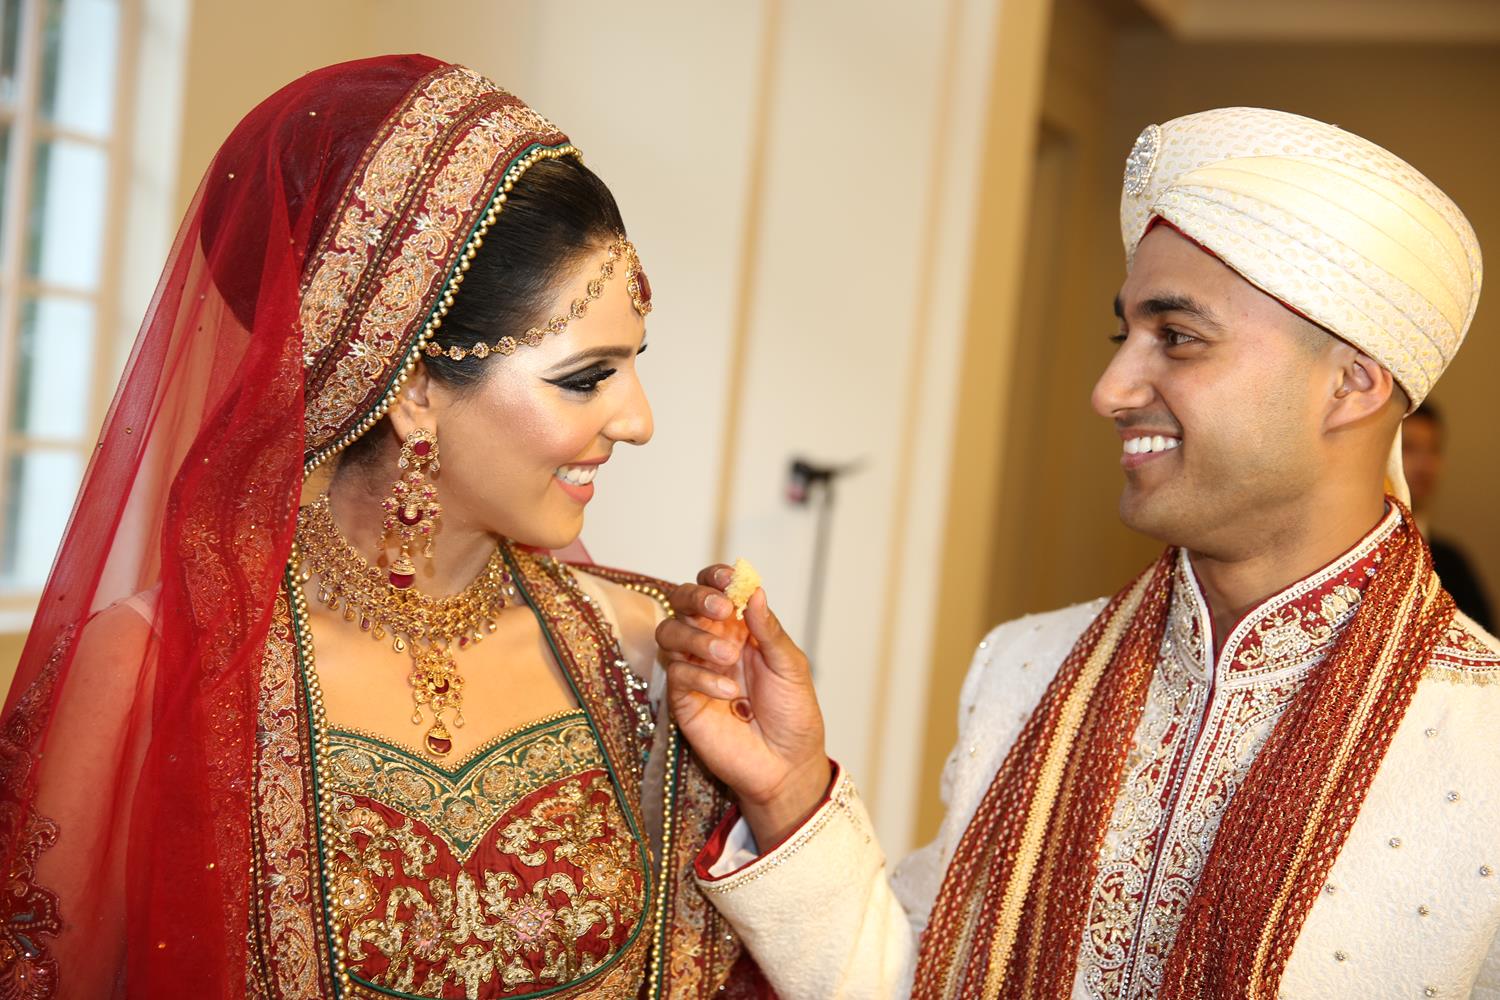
[0,0,142,610]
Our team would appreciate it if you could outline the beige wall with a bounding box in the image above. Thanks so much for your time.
[914,0,1063,843]
[983,0,1164,632]
[915,0,1500,840]
[917,0,1148,842]
[0,633,25,678]
[172,2,370,212]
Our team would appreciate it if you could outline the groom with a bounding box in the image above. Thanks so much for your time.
[658,107,1499,998]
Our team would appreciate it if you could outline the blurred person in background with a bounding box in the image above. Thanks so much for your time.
[1403,402,1494,631]
[0,56,769,998]
[661,108,1500,998]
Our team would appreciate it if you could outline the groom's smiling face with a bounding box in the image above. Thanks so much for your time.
[1091,225,1334,557]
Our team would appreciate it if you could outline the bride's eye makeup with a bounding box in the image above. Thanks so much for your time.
[549,366,618,396]
[542,340,644,397]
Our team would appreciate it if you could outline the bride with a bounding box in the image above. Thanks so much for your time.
[0,55,765,999]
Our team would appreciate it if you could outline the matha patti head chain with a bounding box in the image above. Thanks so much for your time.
[426,236,651,363]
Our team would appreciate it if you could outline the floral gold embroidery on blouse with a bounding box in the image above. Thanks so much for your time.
[323,712,645,998]
[326,711,601,860]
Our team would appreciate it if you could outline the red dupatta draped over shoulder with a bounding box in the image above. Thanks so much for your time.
[0,56,758,1000]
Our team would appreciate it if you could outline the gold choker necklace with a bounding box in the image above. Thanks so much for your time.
[294,493,517,757]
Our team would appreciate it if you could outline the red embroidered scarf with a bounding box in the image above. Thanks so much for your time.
[913,505,1452,998]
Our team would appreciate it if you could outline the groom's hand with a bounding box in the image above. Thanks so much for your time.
[657,565,832,847]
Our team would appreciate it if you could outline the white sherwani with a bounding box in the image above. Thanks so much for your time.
[698,510,1500,998]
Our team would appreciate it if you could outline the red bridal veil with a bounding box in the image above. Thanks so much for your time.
[1,54,491,998]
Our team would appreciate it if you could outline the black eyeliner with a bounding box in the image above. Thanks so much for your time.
[546,366,618,393]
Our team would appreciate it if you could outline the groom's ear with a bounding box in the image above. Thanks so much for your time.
[1323,343,1399,434]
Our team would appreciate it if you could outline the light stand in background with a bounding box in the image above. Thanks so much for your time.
[786,457,861,669]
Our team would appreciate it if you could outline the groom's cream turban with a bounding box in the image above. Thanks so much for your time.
[1119,107,1482,410]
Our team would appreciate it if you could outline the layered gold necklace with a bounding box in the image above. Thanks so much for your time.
[293,493,517,757]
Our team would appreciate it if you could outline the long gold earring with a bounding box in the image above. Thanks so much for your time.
[381,428,441,589]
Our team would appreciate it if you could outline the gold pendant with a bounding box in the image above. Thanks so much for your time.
[425,718,454,757]
[293,496,517,764]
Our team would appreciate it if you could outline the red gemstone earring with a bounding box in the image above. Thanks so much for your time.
[381,428,441,589]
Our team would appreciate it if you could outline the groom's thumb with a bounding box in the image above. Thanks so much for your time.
[745,590,808,679]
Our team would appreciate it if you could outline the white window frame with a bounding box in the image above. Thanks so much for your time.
[0,0,148,621]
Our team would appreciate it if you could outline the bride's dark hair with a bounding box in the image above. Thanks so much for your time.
[340,154,625,467]
[423,155,627,390]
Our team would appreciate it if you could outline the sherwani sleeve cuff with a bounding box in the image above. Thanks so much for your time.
[693,768,915,998]
[695,761,843,881]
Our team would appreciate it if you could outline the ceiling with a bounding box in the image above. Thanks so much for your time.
[1125,0,1500,43]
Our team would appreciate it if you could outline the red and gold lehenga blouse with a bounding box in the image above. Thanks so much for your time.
[0,56,766,999]
[323,712,635,991]
[250,550,749,999]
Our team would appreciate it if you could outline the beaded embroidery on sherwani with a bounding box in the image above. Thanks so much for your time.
[1427,615,1500,684]
[1078,511,1399,999]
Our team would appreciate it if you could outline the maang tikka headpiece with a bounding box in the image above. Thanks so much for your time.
[427,236,651,362]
